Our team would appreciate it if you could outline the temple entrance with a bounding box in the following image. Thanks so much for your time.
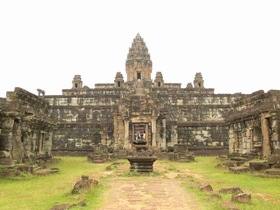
[133,124,146,141]
[130,123,151,146]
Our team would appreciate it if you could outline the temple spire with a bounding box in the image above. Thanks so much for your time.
[126,34,152,82]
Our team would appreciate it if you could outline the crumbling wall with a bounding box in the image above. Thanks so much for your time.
[156,88,241,154]
[46,76,243,154]
[45,90,119,150]
[0,88,55,166]
[226,90,280,158]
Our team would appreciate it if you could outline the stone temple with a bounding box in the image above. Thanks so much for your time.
[0,33,280,165]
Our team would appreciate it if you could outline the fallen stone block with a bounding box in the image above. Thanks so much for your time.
[33,168,59,176]
[216,161,236,168]
[231,193,251,204]
[264,169,280,176]
[221,201,240,210]
[200,183,213,192]
[249,162,269,171]
[267,149,280,168]
[16,164,35,174]
[71,175,98,194]
[229,166,249,173]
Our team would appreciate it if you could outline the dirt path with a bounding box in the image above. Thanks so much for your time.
[98,163,202,210]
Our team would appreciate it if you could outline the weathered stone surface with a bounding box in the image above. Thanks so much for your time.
[0,151,13,166]
[113,149,128,159]
[127,156,157,173]
[127,139,157,173]
[0,88,56,167]
[216,161,236,168]
[226,90,280,159]
[169,143,195,162]
[42,34,243,155]
[267,149,280,168]
[16,164,34,174]
[200,183,213,192]
[229,166,250,173]
[231,193,251,204]
[249,161,270,171]
[221,201,240,210]
[0,169,20,177]
[1,34,279,158]
[71,175,98,194]
[33,168,59,176]
[87,144,108,163]
[264,169,280,176]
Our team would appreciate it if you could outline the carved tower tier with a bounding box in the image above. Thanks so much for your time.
[126,33,152,82]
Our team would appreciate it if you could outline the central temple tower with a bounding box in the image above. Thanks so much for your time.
[126,33,152,81]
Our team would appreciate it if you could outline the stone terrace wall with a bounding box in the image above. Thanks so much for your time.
[45,89,124,150]
[46,82,244,154]
[155,87,242,154]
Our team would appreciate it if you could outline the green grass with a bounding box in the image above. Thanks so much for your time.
[0,156,279,210]
[160,156,280,210]
[0,157,109,210]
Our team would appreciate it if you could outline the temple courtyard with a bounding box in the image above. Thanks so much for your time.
[0,156,279,210]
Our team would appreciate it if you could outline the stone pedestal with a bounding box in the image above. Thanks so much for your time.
[127,156,157,173]
[127,139,157,173]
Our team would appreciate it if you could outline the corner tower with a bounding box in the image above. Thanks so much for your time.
[126,33,152,82]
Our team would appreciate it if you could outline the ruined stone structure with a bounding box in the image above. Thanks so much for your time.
[45,33,245,156]
[0,88,55,166]
[226,90,280,158]
[1,34,279,160]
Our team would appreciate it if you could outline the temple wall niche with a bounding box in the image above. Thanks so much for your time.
[228,120,263,156]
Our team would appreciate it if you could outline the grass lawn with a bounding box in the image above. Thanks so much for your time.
[159,156,280,210]
[0,156,279,210]
[0,157,109,210]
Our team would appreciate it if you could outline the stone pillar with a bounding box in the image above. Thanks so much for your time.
[39,131,45,154]
[31,132,37,153]
[11,119,24,161]
[161,118,166,149]
[113,113,117,144]
[271,116,280,150]
[45,130,53,155]
[241,129,247,154]
[22,131,31,154]
[248,128,253,153]
[0,117,14,166]
[132,124,135,141]
[124,120,130,149]
[261,113,271,158]
[171,125,178,146]
[151,118,157,147]
[144,124,148,141]
[228,126,234,154]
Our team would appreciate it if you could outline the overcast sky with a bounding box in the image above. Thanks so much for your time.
[0,0,279,97]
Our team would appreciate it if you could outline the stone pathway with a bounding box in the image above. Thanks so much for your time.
[99,176,201,210]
